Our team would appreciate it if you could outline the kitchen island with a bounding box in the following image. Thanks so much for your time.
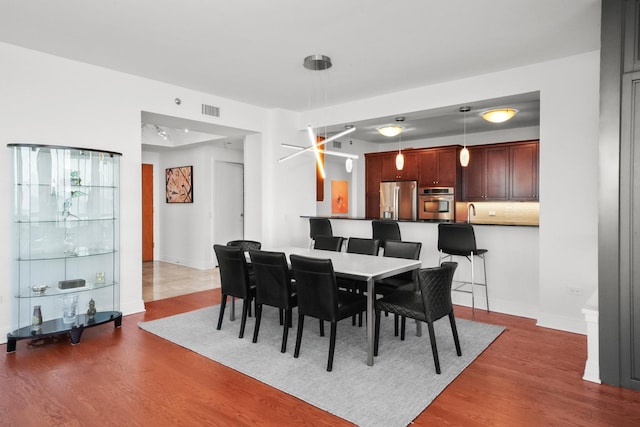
[301,216,539,322]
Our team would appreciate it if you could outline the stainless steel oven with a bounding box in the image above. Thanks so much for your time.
[418,187,455,220]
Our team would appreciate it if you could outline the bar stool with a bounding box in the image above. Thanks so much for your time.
[309,218,333,248]
[437,223,488,318]
[372,220,401,254]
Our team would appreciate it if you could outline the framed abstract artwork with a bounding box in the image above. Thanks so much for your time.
[166,166,193,203]
[331,180,349,214]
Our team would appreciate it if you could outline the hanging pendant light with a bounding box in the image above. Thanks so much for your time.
[460,106,470,167]
[395,131,404,170]
[345,157,353,173]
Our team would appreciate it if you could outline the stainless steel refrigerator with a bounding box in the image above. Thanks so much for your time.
[379,181,417,220]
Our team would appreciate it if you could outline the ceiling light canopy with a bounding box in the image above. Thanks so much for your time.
[303,54,332,71]
[481,108,518,123]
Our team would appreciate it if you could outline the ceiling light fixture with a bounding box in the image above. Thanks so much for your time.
[278,55,357,177]
[460,106,470,167]
[377,125,404,137]
[393,117,406,170]
[279,126,357,163]
[481,108,518,123]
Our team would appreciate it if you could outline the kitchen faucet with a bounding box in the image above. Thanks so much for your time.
[467,203,476,223]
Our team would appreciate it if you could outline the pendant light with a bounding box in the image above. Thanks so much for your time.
[394,116,405,170]
[395,131,404,170]
[460,106,470,167]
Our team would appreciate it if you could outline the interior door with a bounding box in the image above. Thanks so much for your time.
[215,161,244,248]
[141,163,154,261]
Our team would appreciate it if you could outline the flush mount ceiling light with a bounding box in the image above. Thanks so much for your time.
[377,117,406,137]
[481,108,518,123]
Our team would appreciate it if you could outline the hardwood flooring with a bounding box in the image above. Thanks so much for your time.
[2,264,640,426]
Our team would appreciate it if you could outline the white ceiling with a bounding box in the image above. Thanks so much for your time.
[0,1,601,146]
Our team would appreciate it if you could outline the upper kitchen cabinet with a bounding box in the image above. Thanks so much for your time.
[510,141,539,200]
[462,140,539,201]
[462,144,508,200]
[381,151,417,181]
[417,146,460,188]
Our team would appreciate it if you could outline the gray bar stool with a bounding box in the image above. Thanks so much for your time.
[437,223,488,318]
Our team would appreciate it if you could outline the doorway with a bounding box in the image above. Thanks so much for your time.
[214,161,244,247]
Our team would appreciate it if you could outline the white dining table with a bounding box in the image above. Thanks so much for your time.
[265,246,422,366]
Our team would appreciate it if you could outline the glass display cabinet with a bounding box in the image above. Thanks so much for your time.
[6,144,122,352]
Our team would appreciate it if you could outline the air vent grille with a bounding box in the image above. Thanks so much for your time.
[201,104,220,117]
[333,140,342,149]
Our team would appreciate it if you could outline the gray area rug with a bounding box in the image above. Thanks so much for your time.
[139,305,504,427]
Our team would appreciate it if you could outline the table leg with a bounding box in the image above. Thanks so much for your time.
[366,277,374,366]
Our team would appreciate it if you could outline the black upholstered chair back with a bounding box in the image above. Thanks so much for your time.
[346,237,380,255]
[419,262,458,323]
[290,255,339,323]
[248,249,293,309]
[309,218,333,240]
[313,235,344,252]
[437,223,478,256]
[214,244,252,299]
[227,239,262,251]
[383,240,422,283]
[372,220,401,250]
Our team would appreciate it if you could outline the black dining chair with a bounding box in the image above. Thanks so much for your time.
[213,244,256,339]
[309,218,333,248]
[437,223,489,319]
[338,237,380,326]
[290,254,367,372]
[373,240,422,336]
[313,235,344,252]
[374,262,461,374]
[372,220,401,253]
[248,249,297,353]
[226,240,262,251]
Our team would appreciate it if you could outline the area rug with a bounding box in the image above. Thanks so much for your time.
[139,305,504,427]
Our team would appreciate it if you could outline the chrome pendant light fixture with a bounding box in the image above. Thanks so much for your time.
[460,106,470,167]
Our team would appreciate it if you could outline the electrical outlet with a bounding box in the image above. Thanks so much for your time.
[568,287,583,296]
[489,211,496,216]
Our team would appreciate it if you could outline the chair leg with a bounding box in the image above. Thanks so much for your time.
[319,320,325,337]
[374,308,381,356]
[279,309,284,325]
[252,304,262,343]
[449,312,462,356]
[281,309,290,353]
[294,314,305,358]
[394,314,399,336]
[239,299,249,339]
[217,295,227,330]
[327,322,337,372]
[400,316,406,341]
[427,322,441,374]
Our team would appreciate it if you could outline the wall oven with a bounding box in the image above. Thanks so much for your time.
[418,187,455,220]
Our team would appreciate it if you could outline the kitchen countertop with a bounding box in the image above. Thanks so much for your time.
[301,215,539,227]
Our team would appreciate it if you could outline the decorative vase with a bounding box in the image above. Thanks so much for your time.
[32,305,43,332]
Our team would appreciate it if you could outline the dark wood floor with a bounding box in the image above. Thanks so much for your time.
[2,288,640,426]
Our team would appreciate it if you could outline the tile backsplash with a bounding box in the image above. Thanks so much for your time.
[455,201,539,225]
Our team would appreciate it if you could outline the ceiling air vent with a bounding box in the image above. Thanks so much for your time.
[201,104,220,117]
[333,140,342,149]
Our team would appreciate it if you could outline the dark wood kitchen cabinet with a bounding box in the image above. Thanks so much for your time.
[381,151,417,181]
[510,141,539,200]
[461,144,509,201]
[417,147,459,187]
[462,140,538,201]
